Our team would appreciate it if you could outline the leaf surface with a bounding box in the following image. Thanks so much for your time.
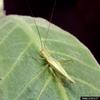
[0,15,100,100]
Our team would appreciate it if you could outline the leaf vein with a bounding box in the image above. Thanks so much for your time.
[72,76,100,92]
[49,51,100,71]
[1,40,34,83]
[36,76,52,100]
[0,20,12,30]
[42,38,78,48]
[0,25,17,45]
[15,67,47,100]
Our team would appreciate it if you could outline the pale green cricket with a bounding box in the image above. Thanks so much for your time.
[40,48,75,83]
[26,0,75,83]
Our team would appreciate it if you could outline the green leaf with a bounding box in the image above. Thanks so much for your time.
[0,15,100,100]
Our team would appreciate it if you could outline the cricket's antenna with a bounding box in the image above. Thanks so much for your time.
[44,0,56,48]
[25,0,43,49]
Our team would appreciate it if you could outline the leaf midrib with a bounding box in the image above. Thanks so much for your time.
[56,76,70,100]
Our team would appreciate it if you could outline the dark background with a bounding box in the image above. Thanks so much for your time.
[4,0,100,63]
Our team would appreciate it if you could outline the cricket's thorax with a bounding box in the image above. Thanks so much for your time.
[40,48,75,83]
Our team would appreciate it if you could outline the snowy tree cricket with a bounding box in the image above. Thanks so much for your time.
[26,0,75,83]
[40,48,75,83]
